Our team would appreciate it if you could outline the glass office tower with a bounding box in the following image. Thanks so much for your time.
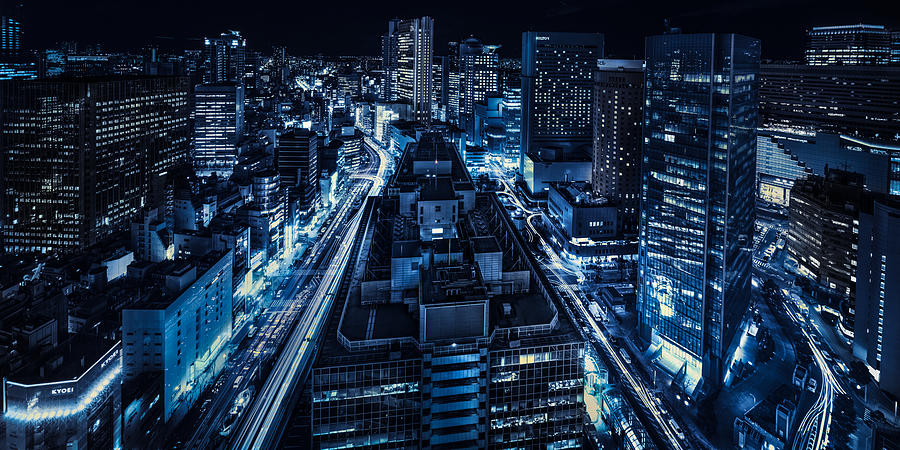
[638,33,759,393]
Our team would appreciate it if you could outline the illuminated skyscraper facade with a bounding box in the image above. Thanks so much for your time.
[193,82,244,177]
[805,24,892,66]
[277,128,319,215]
[386,17,433,124]
[592,59,643,235]
[638,33,759,392]
[203,30,247,84]
[520,32,603,177]
[500,63,522,169]
[458,37,499,137]
[0,0,35,80]
[0,77,191,254]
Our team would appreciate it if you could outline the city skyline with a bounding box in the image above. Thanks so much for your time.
[2,3,900,450]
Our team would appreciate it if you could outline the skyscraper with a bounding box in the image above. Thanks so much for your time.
[276,128,319,215]
[805,24,892,66]
[592,59,643,235]
[0,0,24,57]
[520,32,604,177]
[0,0,35,80]
[500,62,522,170]
[193,82,245,177]
[381,19,400,102]
[387,17,433,124]
[203,30,247,84]
[854,198,900,399]
[638,33,759,393]
[458,37,500,137]
[0,77,191,254]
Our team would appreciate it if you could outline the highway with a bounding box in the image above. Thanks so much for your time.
[784,297,846,450]
[178,177,375,449]
[229,137,390,450]
[490,164,688,450]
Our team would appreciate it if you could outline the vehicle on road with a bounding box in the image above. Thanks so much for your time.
[668,418,685,440]
[619,348,632,365]
[806,378,817,393]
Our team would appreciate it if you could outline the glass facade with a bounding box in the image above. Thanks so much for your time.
[638,33,759,391]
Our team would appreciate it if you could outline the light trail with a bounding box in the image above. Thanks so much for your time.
[229,136,389,450]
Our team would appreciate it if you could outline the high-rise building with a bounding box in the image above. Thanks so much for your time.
[638,33,759,393]
[1,0,24,57]
[0,0,35,80]
[0,77,191,254]
[788,170,874,337]
[458,37,500,137]
[446,41,461,124]
[805,24,892,66]
[383,17,433,124]
[854,198,900,399]
[202,30,247,84]
[500,62,522,170]
[592,59,643,235]
[520,32,603,177]
[306,133,585,448]
[381,20,400,102]
[193,82,244,177]
[276,128,319,215]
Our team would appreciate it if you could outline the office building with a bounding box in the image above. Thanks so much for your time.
[546,181,636,263]
[1,1,24,57]
[0,77,191,254]
[854,198,900,398]
[202,30,246,83]
[758,64,900,196]
[2,337,122,450]
[473,93,504,156]
[381,20,400,102]
[520,32,603,177]
[238,170,285,262]
[384,17,433,124]
[500,64,522,170]
[759,64,900,145]
[121,250,233,427]
[193,82,245,177]
[755,129,895,206]
[0,0,35,80]
[458,37,500,137]
[592,59,643,235]
[805,24,892,66]
[788,170,874,337]
[307,133,585,449]
[638,33,759,393]
[277,128,320,215]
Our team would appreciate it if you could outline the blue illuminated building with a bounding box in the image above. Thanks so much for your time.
[193,82,245,177]
[520,32,603,181]
[637,33,759,393]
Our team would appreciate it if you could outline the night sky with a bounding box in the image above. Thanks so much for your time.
[26,0,900,60]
